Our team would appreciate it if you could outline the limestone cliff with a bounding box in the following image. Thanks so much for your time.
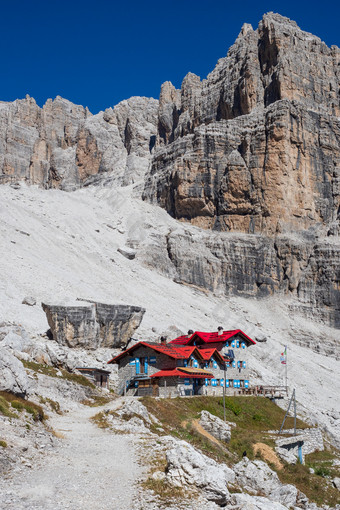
[144,13,340,237]
[0,12,339,329]
[0,95,158,190]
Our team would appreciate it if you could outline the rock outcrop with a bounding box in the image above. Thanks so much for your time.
[199,410,235,442]
[233,457,308,509]
[144,13,340,238]
[140,228,340,327]
[166,439,235,505]
[0,95,158,190]
[0,13,339,329]
[41,301,145,349]
[0,349,30,397]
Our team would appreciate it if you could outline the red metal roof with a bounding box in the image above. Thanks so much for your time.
[199,348,225,363]
[169,329,256,346]
[150,368,213,379]
[107,342,205,364]
[169,334,192,345]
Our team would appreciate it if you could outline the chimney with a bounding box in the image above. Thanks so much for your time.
[217,326,224,336]
[187,329,194,336]
[160,336,167,345]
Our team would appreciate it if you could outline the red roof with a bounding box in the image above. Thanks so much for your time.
[107,342,205,364]
[169,329,255,346]
[199,348,225,363]
[150,368,213,379]
[170,334,192,345]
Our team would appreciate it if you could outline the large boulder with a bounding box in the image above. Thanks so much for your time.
[166,439,235,505]
[42,301,145,349]
[234,457,307,508]
[116,400,153,424]
[199,410,235,442]
[0,349,30,397]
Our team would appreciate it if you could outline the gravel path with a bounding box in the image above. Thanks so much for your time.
[0,401,141,510]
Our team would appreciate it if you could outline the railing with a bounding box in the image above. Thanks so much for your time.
[239,385,287,397]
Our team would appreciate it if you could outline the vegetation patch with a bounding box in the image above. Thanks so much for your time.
[0,391,46,422]
[81,394,115,407]
[91,411,110,429]
[278,454,340,507]
[0,440,8,448]
[141,396,340,507]
[39,396,62,414]
[141,453,186,503]
[0,395,19,419]
[142,396,306,464]
[22,360,96,388]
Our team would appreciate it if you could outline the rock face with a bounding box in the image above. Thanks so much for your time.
[0,95,158,190]
[41,302,145,349]
[199,410,235,442]
[233,457,308,509]
[0,349,30,397]
[0,13,339,329]
[166,439,235,505]
[140,228,340,327]
[144,12,340,238]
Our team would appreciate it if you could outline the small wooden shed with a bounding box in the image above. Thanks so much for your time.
[76,367,110,389]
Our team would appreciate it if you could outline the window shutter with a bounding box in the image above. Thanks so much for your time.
[135,358,140,375]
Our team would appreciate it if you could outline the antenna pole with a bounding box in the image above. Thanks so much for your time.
[223,361,226,422]
[279,389,295,434]
[285,346,288,395]
[293,389,296,435]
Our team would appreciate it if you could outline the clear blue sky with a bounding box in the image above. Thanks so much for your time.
[1,0,339,113]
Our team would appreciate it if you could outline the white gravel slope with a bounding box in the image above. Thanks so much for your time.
[0,182,339,445]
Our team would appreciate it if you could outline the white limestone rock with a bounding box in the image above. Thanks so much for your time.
[233,457,307,509]
[116,399,152,424]
[22,296,36,306]
[0,349,30,397]
[1,331,29,352]
[117,246,136,260]
[229,493,289,509]
[333,477,340,490]
[166,439,235,505]
[199,410,235,442]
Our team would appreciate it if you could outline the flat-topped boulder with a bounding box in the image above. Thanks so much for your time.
[42,301,145,350]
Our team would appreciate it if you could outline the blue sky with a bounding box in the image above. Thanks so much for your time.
[1,0,339,113]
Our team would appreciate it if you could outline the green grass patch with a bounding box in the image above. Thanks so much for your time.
[141,396,340,507]
[0,395,19,419]
[142,395,306,462]
[0,392,46,422]
[0,440,8,448]
[22,360,96,388]
[278,459,340,507]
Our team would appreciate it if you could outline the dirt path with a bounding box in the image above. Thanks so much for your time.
[0,400,141,510]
